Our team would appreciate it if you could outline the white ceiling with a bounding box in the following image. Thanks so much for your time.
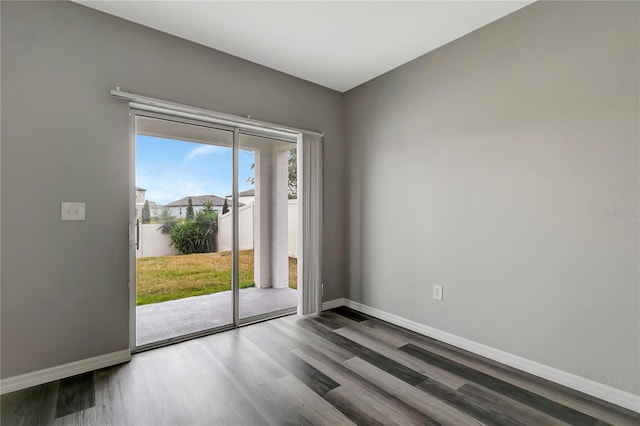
[75,1,534,92]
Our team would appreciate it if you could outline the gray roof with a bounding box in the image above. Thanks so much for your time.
[164,195,243,208]
[226,189,255,198]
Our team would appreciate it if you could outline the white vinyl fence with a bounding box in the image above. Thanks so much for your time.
[136,224,180,258]
[217,203,254,252]
[137,200,298,259]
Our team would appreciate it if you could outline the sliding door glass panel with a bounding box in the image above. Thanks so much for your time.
[237,133,298,320]
[135,115,233,347]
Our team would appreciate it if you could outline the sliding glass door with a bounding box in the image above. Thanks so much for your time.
[132,112,298,350]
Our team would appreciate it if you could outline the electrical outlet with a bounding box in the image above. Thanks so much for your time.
[433,285,443,301]
[61,202,85,221]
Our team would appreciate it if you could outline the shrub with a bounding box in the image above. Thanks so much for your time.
[169,206,218,254]
[156,208,177,234]
[186,197,195,221]
[141,201,151,224]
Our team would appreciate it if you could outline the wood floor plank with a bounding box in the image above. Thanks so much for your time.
[334,324,468,389]
[275,316,356,363]
[344,357,485,426]
[52,407,97,426]
[267,374,356,425]
[292,346,440,426]
[457,383,568,426]
[400,343,607,426]
[321,310,369,328]
[415,378,525,426]
[331,306,370,322]
[201,328,289,382]
[311,312,354,330]
[366,319,639,425]
[55,372,95,418]
[416,335,640,425]
[300,317,428,386]
[313,324,528,426]
[241,321,341,395]
[199,331,322,425]
[270,319,440,425]
[322,388,389,426]
[171,339,269,425]
[355,319,415,347]
[1,382,57,426]
[90,362,148,426]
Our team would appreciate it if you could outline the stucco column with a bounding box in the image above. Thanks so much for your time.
[253,144,289,288]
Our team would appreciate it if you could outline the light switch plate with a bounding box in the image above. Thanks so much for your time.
[433,285,443,301]
[61,202,85,221]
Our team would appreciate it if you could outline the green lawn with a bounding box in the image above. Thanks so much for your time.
[136,249,297,305]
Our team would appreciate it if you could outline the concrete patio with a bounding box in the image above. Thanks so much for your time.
[136,287,297,346]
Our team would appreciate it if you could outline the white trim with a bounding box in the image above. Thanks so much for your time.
[322,298,347,311]
[341,299,640,413]
[0,350,131,395]
[111,88,323,139]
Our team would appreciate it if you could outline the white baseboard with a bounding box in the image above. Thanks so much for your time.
[1,349,131,395]
[334,298,639,413]
[322,298,347,311]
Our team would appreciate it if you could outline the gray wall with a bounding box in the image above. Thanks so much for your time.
[1,1,345,378]
[345,1,639,394]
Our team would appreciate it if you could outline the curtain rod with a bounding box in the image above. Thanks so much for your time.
[110,88,324,138]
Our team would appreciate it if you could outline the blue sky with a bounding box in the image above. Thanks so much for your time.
[136,135,255,205]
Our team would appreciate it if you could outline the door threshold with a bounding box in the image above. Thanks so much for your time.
[132,308,297,354]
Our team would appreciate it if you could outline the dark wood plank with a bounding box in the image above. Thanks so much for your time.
[1,382,57,426]
[415,378,525,426]
[271,317,441,425]
[55,372,95,418]
[241,321,340,395]
[330,306,369,322]
[266,374,354,425]
[312,312,352,330]
[292,345,441,426]
[457,383,566,426]
[400,343,608,426]
[344,357,485,426]
[274,316,357,363]
[300,316,427,386]
[335,323,468,389]
[324,310,369,328]
[323,389,388,426]
[271,319,441,425]
[368,319,640,423]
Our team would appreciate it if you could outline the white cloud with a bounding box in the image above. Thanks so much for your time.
[186,144,224,160]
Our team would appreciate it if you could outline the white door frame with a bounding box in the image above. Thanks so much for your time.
[128,108,303,352]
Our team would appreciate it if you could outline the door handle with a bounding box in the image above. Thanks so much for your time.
[136,219,140,250]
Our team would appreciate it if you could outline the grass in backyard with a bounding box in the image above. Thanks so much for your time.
[136,249,297,305]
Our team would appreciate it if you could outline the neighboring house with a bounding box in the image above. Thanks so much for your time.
[147,201,162,218]
[225,188,255,206]
[164,195,243,218]
[136,187,162,221]
[135,187,147,221]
